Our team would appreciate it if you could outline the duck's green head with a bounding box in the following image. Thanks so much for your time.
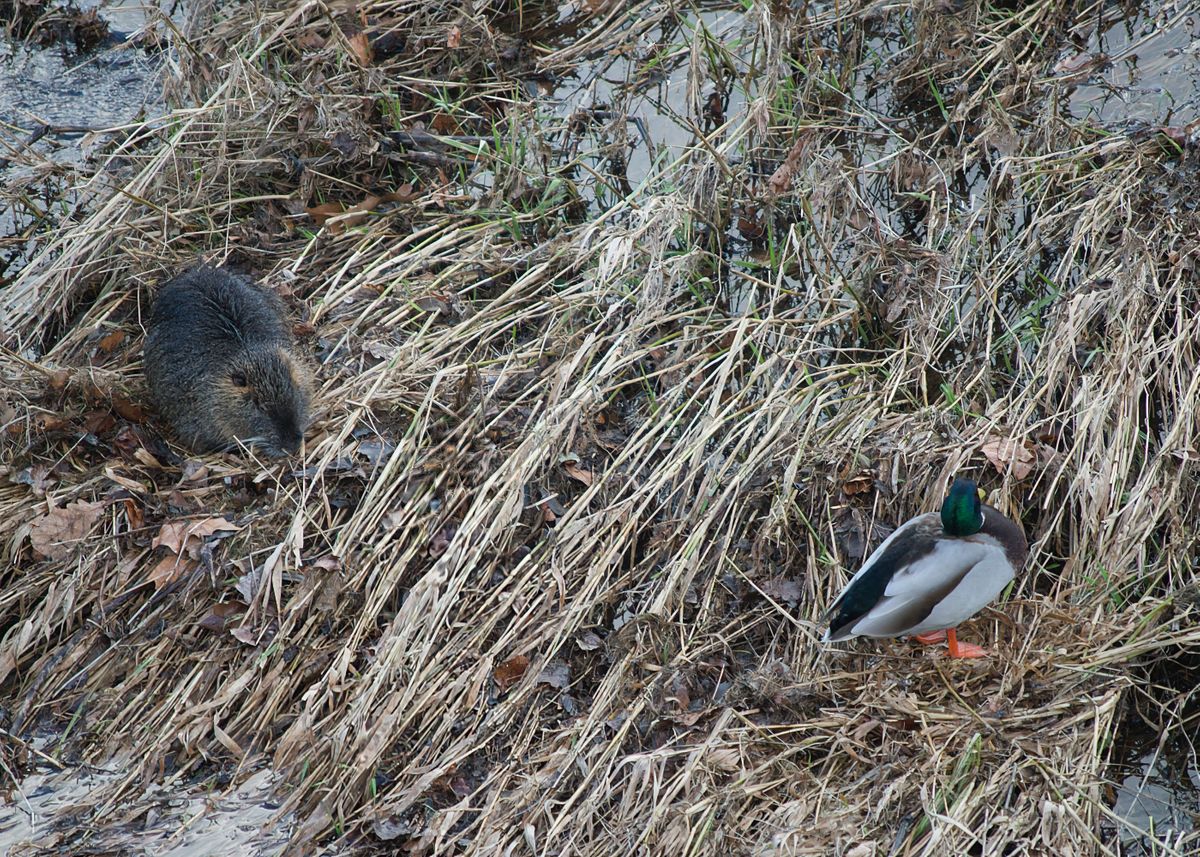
[941,478,984,536]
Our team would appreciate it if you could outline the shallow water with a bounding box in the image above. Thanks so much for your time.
[0,764,295,855]
[1065,5,1200,126]
[460,0,754,220]
[1108,706,1200,855]
[0,0,173,279]
[535,2,750,192]
[0,0,168,161]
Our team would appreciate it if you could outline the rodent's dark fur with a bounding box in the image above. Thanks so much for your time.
[144,266,312,455]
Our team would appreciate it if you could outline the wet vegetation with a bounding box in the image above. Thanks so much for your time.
[1,0,110,50]
[1,0,1199,854]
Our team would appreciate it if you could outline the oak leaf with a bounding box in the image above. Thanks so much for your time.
[153,517,240,559]
[980,435,1035,481]
[30,499,105,559]
[147,553,199,590]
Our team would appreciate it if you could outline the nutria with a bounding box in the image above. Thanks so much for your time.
[144,266,312,455]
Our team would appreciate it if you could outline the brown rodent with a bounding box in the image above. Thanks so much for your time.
[143,266,312,455]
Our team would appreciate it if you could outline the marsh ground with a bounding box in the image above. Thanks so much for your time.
[2,0,1200,854]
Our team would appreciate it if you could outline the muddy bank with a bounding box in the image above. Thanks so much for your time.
[3,0,1200,855]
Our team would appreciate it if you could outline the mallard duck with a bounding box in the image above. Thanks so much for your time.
[822,478,1027,658]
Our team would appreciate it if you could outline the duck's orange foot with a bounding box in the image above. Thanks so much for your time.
[913,630,946,645]
[946,628,988,659]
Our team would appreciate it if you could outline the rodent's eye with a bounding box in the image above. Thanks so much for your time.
[230,372,249,388]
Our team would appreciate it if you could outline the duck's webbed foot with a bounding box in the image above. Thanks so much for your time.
[946,628,987,659]
[912,630,947,645]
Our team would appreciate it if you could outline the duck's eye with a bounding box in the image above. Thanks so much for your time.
[231,372,248,387]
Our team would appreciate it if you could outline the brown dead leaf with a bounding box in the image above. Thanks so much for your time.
[296,31,325,51]
[737,212,765,241]
[305,202,345,226]
[122,498,143,531]
[844,844,876,857]
[669,674,690,710]
[446,25,461,48]
[83,411,115,434]
[314,573,344,613]
[428,523,456,558]
[30,499,105,559]
[113,424,142,456]
[0,650,17,687]
[493,654,530,692]
[538,495,567,524]
[704,90,724,125]
[704,747,743,773]
[153,517,240,558]
[672,708,708,727]
[851,718,882,742]
[980,435,1035,480]
[33,413,68,433]
[111,390,147,422]
[230,624,261,646]
[181,460,209,482]
[147,553,199,590]
[235,561,263,604]
[13,465,53,496]
[307,554,341,572]
[82,380,107,407]
[842,474,873,496]
[562,460,594,486]
[104,468,147,494]
[430,112,461,135]
[329,130,359,159]
[97,329,125,352]
[133,448,162,468]
[307,189,413,235]
[371,818,412,842]
[767,135,810,196]
[48,370,70,391]
[293,799,333,850]
[346,30,372,66]
[414,295,450,315]
[1053,51,1108,78]
[708,330,737,354]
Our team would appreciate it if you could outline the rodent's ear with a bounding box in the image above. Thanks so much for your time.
[230,371,249,388]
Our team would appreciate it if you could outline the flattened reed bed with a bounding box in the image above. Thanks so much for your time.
[2,0,1199,854]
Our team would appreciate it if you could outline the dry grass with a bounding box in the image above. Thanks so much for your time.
[2,0,1199,854]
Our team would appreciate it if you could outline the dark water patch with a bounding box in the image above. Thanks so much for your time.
[1105,630,1200,856]
[1106,704,1200,855]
